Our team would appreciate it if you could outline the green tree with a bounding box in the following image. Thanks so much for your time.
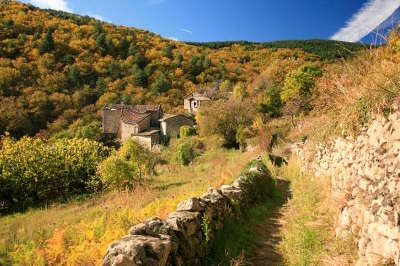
[39,30,54,54]
[98,139,155,189]
[257,85,282,118]
[132,65,147,87]
[151,73,170,94]
[282,64,322,113]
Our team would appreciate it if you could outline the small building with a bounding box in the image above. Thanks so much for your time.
[131,129,160,150]
[102,104,162,150]
[159,114,194,138]
[184,92,211,114]
[102,104,194,150]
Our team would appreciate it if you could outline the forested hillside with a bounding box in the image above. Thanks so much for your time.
[0,1,364,139]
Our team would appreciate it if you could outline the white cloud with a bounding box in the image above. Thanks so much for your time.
[29,0,72,12]
[331,0,400,42]
[179,28,193,34]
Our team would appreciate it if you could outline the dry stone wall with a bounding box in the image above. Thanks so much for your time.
[102,160,275,266]
[294,112,400,265]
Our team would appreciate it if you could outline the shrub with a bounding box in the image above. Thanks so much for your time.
[0,136,109,212]
[282,64,322,114]
[180,125,196,138]
[197,100,255,147]
[173,141,196,166]
[98,139,155,189]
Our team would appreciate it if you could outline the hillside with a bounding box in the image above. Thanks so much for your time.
[3,1,400,265]
[0,1,365,139]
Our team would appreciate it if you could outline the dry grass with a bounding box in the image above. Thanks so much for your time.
[287,40,400,143]
[0,136,257,265]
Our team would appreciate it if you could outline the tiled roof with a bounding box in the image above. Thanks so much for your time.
[183,92,211,101]
[159,113,191,122]
[103,104,161,113]
[121,109,151,125]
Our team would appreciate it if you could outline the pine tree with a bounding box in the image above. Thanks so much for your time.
[39,30,54,54]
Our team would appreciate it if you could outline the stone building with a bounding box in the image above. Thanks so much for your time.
[102,104,193,149]
[183,92,211,114]
[159,114,194,138]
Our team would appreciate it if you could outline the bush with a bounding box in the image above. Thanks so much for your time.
[173,141,196,166]
[197,100,255,147]
[0,136,109,212]
[180,125,196,138]
[98,139,155,189]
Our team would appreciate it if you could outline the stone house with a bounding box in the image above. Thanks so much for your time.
[102,104,193,149]
[184,92,211,114]
[159,114,194,138]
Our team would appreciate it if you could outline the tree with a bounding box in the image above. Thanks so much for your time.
[39,30,54,54]
[257,85,282,118]
[98,139,155,189]
[197,100,255,147]
[162,45,174,59]
[151,73,170,94]
[282,64,322,113]
[133,66,147,87]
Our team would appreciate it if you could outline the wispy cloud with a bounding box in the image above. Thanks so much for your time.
[179,28,193,34]
[29,0,72,12]
[331,0,400,42]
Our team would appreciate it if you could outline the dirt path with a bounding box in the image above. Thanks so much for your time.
[245,179,291,266]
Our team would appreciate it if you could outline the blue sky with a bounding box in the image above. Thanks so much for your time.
[21,0,400,43]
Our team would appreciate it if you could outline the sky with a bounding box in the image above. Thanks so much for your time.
[21,0,400,43]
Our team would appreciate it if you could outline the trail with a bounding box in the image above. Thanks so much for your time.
[245,179,291,266]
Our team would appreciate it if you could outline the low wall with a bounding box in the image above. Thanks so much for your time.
[102,160,275,266]
[294,112,400,265]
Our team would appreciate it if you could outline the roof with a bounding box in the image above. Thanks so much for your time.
[159,113,192,122]
[121,109,151,125]
[133,129,160,137]
[103,104,162,113]
[184,92,211,101]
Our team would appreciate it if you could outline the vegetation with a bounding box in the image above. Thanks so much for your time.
[179,125,196,138]
[197,100,255,147]
[98,139,156,190]
[186,39,367,60]
[278,157,357,265]
[0,1,365,141]
[0,136,256,265]
[0,136,109,212]
[173,140,197,165]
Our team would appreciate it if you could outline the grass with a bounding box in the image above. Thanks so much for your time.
[0,136,257,266]
[205,201,279,266]
[278,157,358,266]
[204,157,284,266]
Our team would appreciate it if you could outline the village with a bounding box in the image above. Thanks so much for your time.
[102,92,211,150]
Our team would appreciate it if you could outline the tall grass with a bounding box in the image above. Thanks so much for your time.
[0,136,257,265]
[278,157,357,265]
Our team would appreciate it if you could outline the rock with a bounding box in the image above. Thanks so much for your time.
[102,235,172,266]
[176,197,205,212]
[166,211,202,236]
[129,217,171,237]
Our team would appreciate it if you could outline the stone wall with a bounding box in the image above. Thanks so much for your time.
[102,160,275,266]
[294,112,400,265]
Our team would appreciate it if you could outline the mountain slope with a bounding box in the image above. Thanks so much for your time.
[0,1,364,139]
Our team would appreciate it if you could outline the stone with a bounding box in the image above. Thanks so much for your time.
[129,217,171,237]
[102,235,172,266]
[166,211,202,236]
[176,197,205,212]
